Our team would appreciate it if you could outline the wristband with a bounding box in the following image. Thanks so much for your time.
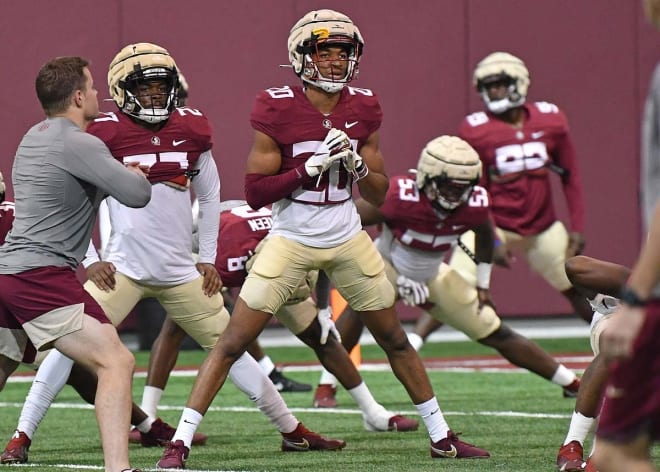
[619,286,647,307]
[476,262,492,290]
[354,161,369,181]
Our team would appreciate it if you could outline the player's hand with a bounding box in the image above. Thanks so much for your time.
[317,307,341,345]
[566,232,586,258]
[322,128,351,154]
[196,262,221,297]
[493,243,514,268]
[126,161,149,177]
[396,275,429,306]
[86,261,117,292]
[601,306,644,360]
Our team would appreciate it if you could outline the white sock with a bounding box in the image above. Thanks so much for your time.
[318,368,338,388]
[135,417,156,433]
[407,333,424,352]
[416,397,449,442]
[258,355,276,376]
[229,352,298,434]
[551,365,577,387]
[17,350,74,439]
[172,408,203,449]
[140,386,163,419]
[564,411,595,445]
[348,382,389,429]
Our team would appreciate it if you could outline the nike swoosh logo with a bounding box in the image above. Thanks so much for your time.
[452,225,465,231]
[282,438,310,450]
[345,121,359,129]
[173,139,187,146]
[531,131,544,139]
[431,444,458,458]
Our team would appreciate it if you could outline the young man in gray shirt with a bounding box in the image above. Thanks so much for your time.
[0,56,151,472]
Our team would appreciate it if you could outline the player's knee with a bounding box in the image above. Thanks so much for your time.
[478,324,513,346]
[564,255,590,285]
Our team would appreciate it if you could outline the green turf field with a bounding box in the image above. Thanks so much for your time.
[0,337,657,471]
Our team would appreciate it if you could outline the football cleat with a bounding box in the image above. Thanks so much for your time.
[0,430,31,464]
[557,440,586,471]
[269,368,312,392]
[156,440,189,469]
[563,379,581,398]
[584,456,598,472]
[364,414,419,432]
[430,430,490,459]
[313,384,338,408]
[131,418,208,447]
[281,423,346,452]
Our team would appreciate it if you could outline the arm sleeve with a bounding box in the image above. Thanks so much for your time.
[554,132,585,233]
[244,165,315,209]
[63,132,152,208]
[191,151,221,264]
[642,65,660,232]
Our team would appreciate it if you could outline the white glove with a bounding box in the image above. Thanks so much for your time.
[317,307,341,345]
[323,127,351,154]
[339,149,369,180]
[396,275,429,306]
[305,128,352,181]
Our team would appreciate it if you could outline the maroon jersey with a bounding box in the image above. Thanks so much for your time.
[379,175,491,254]
[87,107,213,186]
[250,85,382,204]
[215,205,272,287]
[0,200,15,244]
[459,102,584,235]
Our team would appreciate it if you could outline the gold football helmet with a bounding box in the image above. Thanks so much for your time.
[287,9,364,93]
[473,52,530,114]
[416,136,482,211]
[108,42,179,123]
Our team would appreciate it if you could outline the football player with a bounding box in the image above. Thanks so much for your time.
[157,9,489,469]
[313,135,580,407]
[444,52,592,330]
[0,56,151,472]
[2,42,343,462]
[556,256,629,472]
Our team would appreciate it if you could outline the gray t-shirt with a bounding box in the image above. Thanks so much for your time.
[0,117,151,272]
[642,63,660,232]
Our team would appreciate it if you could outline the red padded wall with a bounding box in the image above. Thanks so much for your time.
[0,1,657,318]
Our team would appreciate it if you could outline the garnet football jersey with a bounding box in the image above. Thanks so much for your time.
[0,200,15,244]
[215,205,272,288]
[378,175,491,281]
[380,175,491,254]
[88,107,212,186]
[459,102,584,235]
[249,84,382,247]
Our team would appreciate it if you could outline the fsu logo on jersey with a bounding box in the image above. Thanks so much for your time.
[151,136,160,146]
[322,119,332,129]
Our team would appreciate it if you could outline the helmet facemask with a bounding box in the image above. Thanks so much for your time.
[121,67,178,124]
[477,73,525,114]
[422,175,476,212]
[299,37,361,93]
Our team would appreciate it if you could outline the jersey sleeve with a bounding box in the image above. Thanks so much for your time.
[175,107,213,151]
[351,88,383,136]
[250,89,289,139]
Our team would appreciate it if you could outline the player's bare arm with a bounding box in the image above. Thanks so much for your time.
[354,131,389,207]
[246,131,283,176]
[354,197,386,226]
[564,255,630,299]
